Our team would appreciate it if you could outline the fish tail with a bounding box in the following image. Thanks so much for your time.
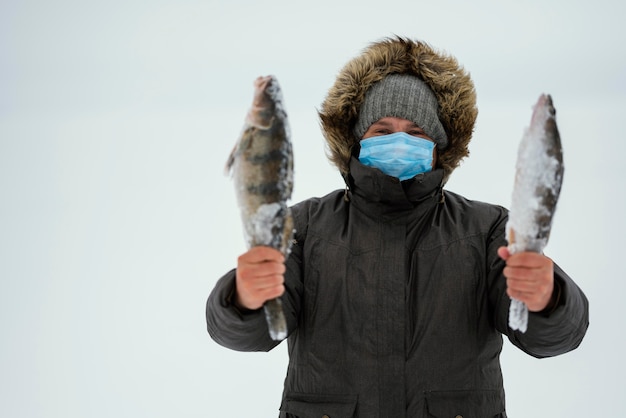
[264,298,287,340]
[509,299,528,333]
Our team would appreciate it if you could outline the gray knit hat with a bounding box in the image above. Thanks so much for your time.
[354,73,448,149]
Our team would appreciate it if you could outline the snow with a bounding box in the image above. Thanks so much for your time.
[244,202,283,247]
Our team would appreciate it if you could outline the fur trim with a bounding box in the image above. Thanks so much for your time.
[318,36,477,184]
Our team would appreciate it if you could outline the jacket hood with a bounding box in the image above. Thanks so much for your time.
[319,36,478,185]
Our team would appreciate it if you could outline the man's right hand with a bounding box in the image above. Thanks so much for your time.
[235,246,286,310]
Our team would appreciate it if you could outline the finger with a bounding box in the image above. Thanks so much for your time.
[507,278,550,294]
[238,259,286,278]
[506,269,551,290]
[237,269,284,295]
[507,287,530,301]
[243,273,285,290]
[497,246,510,260]
[503,265,545,282]
[241,246,285,264]
[237,282,285,310]
[508,292,541,311]
[235,271,285,306]
[506,284,545,301]
[507,288,552,312]
[258,284,285,300]
[504,252,551,268]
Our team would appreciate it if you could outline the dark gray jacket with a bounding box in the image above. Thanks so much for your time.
[206,160,589,418]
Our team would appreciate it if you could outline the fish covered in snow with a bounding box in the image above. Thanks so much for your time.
[226,75,294,341]
[506,94,564,333]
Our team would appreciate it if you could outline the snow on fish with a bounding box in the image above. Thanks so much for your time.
[226,75,294,341]
[506,94,564,333]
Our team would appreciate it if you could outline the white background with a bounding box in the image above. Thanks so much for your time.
[1,0,624,417]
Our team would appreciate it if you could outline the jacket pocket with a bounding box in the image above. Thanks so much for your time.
[279,392,357,418]
[425,390,506,418]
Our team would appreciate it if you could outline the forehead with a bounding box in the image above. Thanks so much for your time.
[371,117,422,129]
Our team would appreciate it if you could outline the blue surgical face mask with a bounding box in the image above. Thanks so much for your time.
[358,132,435,181]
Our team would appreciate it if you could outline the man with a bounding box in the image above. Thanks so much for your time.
[206,36,589,417]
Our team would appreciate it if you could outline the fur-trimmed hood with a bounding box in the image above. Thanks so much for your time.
[319,36,478,185]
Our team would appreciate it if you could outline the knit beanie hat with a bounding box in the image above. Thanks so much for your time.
[354,73,448,149]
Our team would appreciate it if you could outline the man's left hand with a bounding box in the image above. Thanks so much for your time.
[497,246,555,312]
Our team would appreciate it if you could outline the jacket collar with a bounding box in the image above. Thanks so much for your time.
[346,157,444,218]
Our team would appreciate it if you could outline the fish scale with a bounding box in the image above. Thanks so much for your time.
[506,94,564,333]
[226,75,294,341]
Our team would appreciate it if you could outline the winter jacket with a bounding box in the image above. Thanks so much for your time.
[206,159,588,418]
[206,37,589,417]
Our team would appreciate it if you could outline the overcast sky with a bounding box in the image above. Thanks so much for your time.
[1,0,624,417]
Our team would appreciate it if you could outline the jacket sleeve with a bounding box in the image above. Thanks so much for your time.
[489,212,590,358]
[205,204,307,352]
[205,269,280,352]
[504,263,589,358]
